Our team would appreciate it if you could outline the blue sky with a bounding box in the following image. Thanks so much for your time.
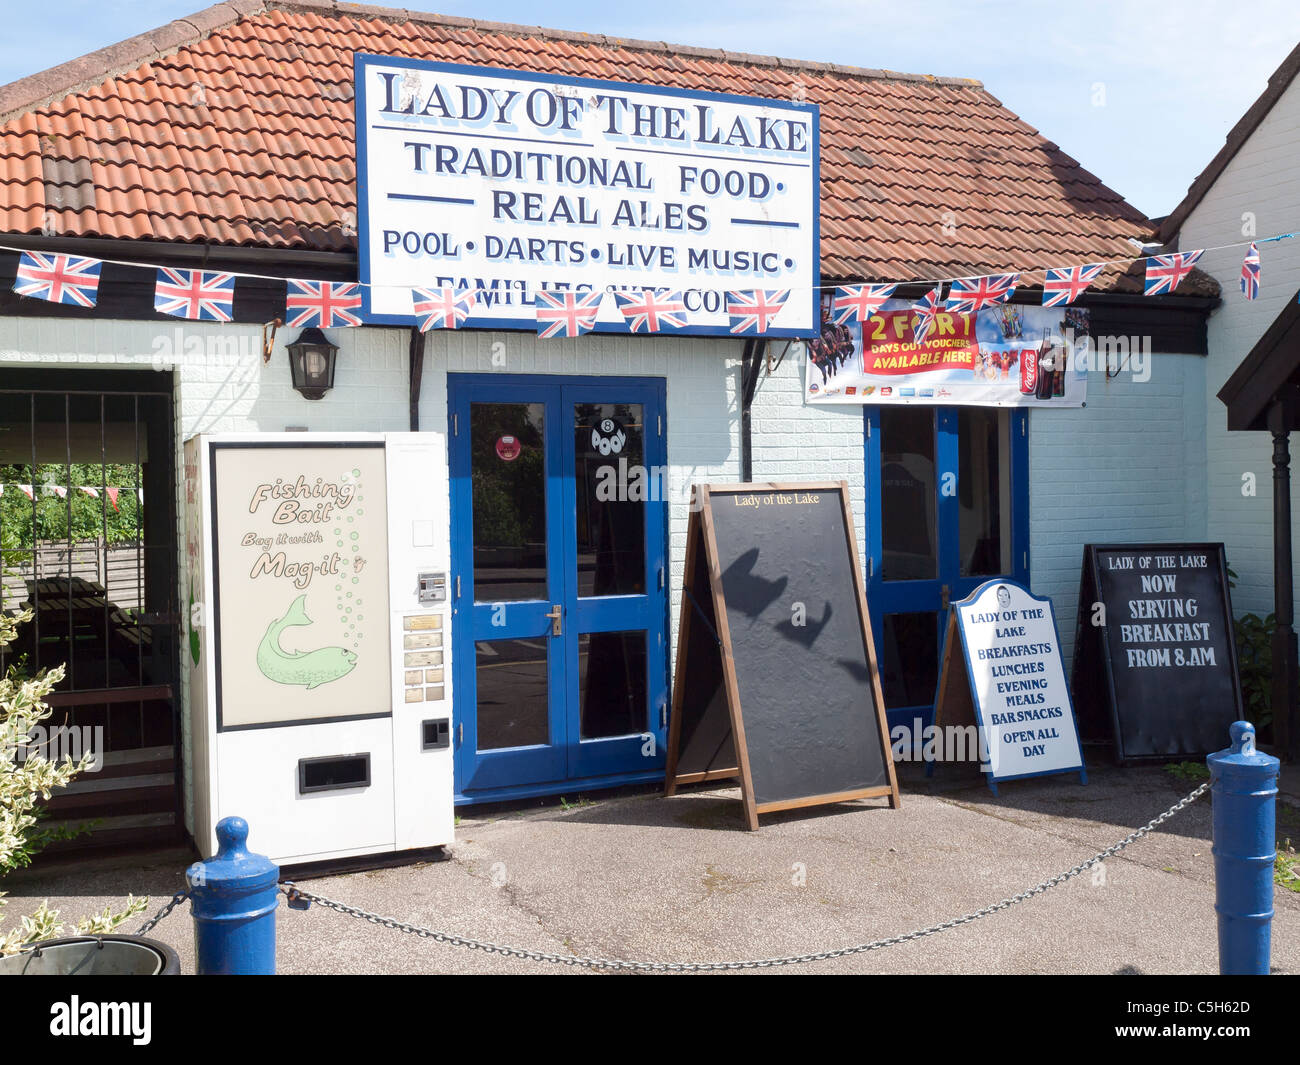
[2,0,1298,219]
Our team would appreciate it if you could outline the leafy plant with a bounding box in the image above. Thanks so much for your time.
[1163,761,1210,783]
[1225,567,1275,732]
[0,609,145,954]
[1234,612,1275,730]
[1277,840,1298,893]
[1,463,143,551]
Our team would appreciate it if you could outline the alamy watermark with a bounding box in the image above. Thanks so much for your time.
[889,716,997,773]
[17,724,105,772]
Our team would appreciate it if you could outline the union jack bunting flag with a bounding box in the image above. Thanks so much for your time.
[13,252,102,308]
[286,280,364,328]
[1240,243,1260,301]
[725,289,790,335]
[613,288,687,333]
[830,283,898,326]
[911,286,942,346]
[1144,250,1203,295]
[154,268,236,322]
[412,286,477,332]
[1042,263,1105,307]
[534,289,604,339]
[944,273,1019,315]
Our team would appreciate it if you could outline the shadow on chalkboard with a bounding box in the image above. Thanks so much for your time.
[833,656,871,684]
[775,601,833,647]
[721,547,787,619]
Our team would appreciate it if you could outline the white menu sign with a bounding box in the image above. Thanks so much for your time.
[955,580,1084,784]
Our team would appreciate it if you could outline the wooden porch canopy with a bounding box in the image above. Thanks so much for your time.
[1219,292,1300,431]
[1217,289,1300,759]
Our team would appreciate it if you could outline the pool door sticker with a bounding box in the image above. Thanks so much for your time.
[212,445,391,728]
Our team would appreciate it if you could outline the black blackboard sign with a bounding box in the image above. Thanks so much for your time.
[664,482,899,829]
[1072,543,1243,762]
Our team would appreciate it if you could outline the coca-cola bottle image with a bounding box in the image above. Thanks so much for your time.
[1019,342,1039,394]
[1053,341,1067,397]
[1035,334,1056,401]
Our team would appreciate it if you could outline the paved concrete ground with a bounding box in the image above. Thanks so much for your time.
[5,762,1298,974]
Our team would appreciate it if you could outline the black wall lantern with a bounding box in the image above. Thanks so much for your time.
[286,327,338,400]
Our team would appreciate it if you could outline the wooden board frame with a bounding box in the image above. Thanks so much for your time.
[664,481,900,830]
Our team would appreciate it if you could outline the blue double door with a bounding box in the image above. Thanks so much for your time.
[866,405,1030,735]
[449,375,669,802]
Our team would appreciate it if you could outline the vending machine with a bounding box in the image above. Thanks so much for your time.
[183,432,454,865]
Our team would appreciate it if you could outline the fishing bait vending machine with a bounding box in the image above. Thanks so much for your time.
[183,432,454,865]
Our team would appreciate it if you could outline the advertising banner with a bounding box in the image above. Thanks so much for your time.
[356,55,819,336]
[211,444,391,729]
[804,295,1089,407]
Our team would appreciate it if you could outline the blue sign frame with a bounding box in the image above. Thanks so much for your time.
[354,53,820,339]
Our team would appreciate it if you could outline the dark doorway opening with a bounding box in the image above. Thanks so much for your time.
[0,369,181,850]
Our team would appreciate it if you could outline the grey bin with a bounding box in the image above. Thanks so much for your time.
[0,935,181,975]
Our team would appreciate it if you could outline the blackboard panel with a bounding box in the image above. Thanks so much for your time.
[1081,543,1242,760]
[1070,552,1113,744]
[705,486,889,805]
[673,531,738,780]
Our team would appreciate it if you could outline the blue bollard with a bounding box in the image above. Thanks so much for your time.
[187,816,280,975]
[1207,721,1279,975]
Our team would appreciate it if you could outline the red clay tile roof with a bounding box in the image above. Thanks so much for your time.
[0,0,1216,296]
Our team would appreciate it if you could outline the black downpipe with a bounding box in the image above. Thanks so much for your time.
[408,327,426,432]
[739,339,767,483]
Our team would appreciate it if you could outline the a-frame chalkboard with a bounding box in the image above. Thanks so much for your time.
[1071,543,1243,763]
[664,482,900,830]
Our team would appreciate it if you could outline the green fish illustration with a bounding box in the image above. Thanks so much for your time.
[256,594,357,689]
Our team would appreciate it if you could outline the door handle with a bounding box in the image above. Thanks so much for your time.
[545,604,563,636]
[941,584,951,611]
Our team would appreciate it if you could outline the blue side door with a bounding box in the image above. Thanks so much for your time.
[865,405,1029,737]
[449,374,668,801]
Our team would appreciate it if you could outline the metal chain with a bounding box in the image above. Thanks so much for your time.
[279,780,1210,972]
[135,889,191,937]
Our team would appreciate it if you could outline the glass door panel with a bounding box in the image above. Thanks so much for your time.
[455,392,566,792]
[878,611,940,711]
[578,630,648,740]
[470,402,547,602]
[958,407,1012,579]
[880,407,937,582]
[573,402,646,598]
[475,638,550,750]
[563,386,665,779]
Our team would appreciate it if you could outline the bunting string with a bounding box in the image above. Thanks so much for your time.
[0,483,139,507]
[1,230,1295,337]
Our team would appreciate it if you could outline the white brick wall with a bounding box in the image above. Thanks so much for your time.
[749,339,867,562]
[1029,354,1207,661]
[1176,73,1300,617]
